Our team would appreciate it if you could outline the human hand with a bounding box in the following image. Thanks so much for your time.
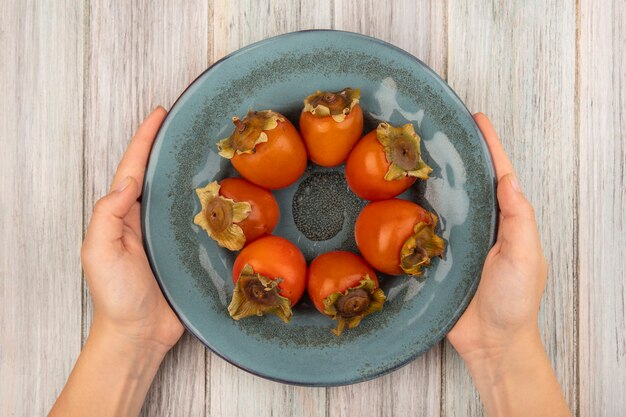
[50,107,184,417]
[446,114,570,417]
[447,113,547,360]
[81,106,183,355]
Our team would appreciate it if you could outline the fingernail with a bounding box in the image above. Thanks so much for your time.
[153,105,165,113]
[509,173,522,193]
[115,176,132,192]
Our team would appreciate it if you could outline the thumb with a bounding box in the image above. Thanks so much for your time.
[497,173,535,220]
[497,173,543,260]
[86,177,139,245]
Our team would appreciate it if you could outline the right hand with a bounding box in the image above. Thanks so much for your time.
[81,107,184,355]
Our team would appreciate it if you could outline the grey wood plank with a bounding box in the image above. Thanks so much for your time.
[329,1,447,417]
[212,0,333,60]
[0,1,84,416]
[84,1,209,416]
[578,1,626,416]
[333,0,448,79]
[210,355,327,417]
[444,1,578,415]
[209,1,331,416]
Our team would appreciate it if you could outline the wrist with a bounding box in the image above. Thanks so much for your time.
[452,322,541,367]
[461,326,545,385]
[458,328,571,417]
[462,326,543,374]
[49,315,167,416]
[88,316,168,378]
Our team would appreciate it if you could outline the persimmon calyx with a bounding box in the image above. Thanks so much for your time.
[193,181,251,251]
[302,88,360,122]
[400,213,445,276]
[322,274,385,336]
[217,110,285,158]
[376,122,433,181]
[227,264,293,323]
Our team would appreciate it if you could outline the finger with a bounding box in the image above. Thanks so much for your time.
[125,201,142,238]
[474,113,514,181]
[497,173,542,258]
[474,113,517,241]
[497,173,533,219]
[109,106,167,193]
[85,177,140,246]
[121,223,145,254]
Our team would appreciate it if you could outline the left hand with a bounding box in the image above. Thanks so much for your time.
[447,113,547,359]
[81,106,183,355]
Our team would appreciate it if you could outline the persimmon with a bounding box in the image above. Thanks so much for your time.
[307,251,385,336]
[346,123,432,200]
[299,88,363,167]
[355,199,444,276]
[217,110,307,189]
[194,178,279,251]
[228,236,307,323]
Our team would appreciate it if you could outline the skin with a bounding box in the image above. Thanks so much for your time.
[49,110,571,417]
[232,235,307,306]
[307,251,379,313]
[299,104,364,167]
[219,177,280,244]
[232,119,307,189]
[354,199,434,275]
[446,113,572,417]
[345,130,417,200]
[48,107,183,417]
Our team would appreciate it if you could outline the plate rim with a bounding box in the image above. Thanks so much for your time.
[141,29,498,387]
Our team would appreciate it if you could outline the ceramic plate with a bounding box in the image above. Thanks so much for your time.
[142,30,497,386]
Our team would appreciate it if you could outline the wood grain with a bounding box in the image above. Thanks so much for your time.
[333,0,448,79]
[0,1,84,416]
[212,0,333,60]
[209,355,326,417]
[330,2,447,416]
[1,1,624,416]
[84,1,209,416]
[209,2,331,416]
[445,1,578,415]
[578,1,626,416]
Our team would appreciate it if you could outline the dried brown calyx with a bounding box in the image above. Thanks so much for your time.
[322,275,386,336]
[302,88,360,122]
[400,213,445,276]
[377,122,433,181]
[227,264,293,323]
[193,181,251,251]
[217,110,285,159]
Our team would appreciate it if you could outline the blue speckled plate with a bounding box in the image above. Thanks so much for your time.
[142,30,497,386]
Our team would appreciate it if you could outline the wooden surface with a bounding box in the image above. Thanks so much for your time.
[83,2,209,415]
[578,1,626,416]
[444,2,579,415]
[0,2,84,416]
[0,1,624,416]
